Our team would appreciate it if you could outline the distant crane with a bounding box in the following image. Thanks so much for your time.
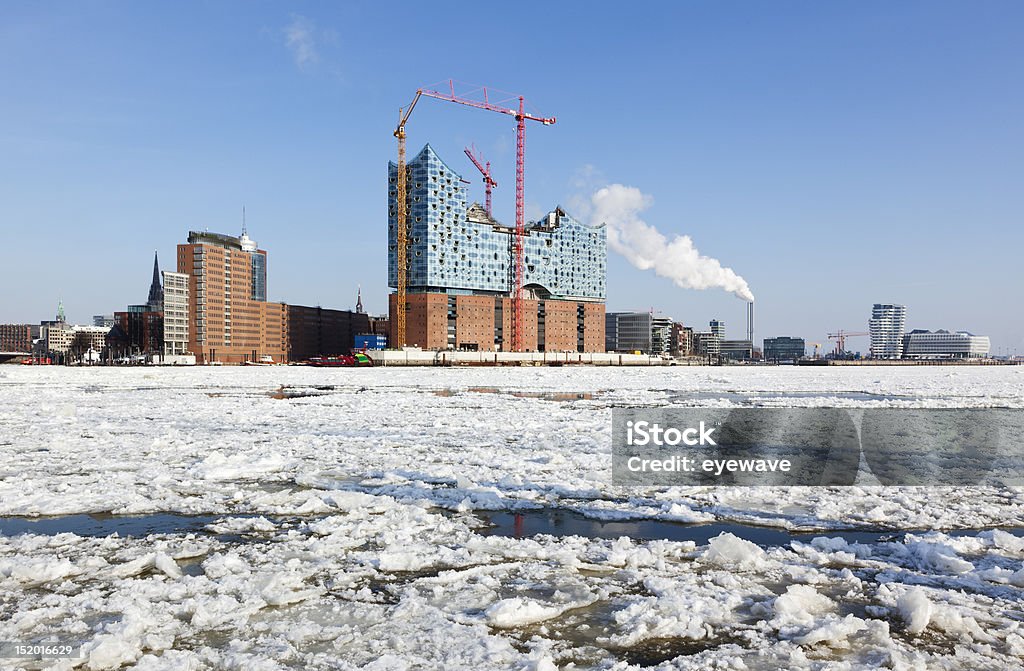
[828,330,869,357]
[393,80,555,352]
[464,145,498,216]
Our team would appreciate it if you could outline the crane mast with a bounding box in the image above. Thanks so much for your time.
[392,93,421,349]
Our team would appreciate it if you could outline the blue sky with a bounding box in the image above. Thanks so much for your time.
[2,2,1022,353]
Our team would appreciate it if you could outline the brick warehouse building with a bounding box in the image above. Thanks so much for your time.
[0,324,32,353]
[177,229,286,364]
[286,304,370,361]
[387,144,606,351]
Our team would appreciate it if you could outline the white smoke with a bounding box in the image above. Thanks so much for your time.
[590,184,755,303]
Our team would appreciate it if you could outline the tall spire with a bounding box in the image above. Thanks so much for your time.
[56,299,65,324]
[147,251,163,310]
[355,285,364,314]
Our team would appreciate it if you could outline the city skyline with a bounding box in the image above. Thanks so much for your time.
[2,3,1022,352]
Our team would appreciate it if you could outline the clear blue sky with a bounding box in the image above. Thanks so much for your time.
[2,2,1022,353]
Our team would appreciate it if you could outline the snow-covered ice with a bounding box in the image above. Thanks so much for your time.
[1,365,1023,669]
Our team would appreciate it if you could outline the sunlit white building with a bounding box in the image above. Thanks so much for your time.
[869,303,907,359]
[902,330,990,359]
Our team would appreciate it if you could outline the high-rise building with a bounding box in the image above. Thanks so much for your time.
[162,271,190,358]
[177,229,286,364]
[902,330,989,359]
[388,144,606,351]
[710,319,726,339]
[869,303,907,359]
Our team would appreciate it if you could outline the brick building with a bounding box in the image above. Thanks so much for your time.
[286,305,370,361]
[0,324,32,353]
[177,229,286,364]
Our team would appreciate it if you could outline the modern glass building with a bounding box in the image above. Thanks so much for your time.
[763,336,806,361]
[605,312,653,353]
[388,144,605,301]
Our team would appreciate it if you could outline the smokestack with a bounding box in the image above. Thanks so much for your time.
[746,302,754,344]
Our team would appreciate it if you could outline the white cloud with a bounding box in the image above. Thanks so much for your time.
[284,15,318,68]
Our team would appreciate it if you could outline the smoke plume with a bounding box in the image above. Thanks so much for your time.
[590,184,755,303]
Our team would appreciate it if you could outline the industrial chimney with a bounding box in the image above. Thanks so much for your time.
[746,302,754,345]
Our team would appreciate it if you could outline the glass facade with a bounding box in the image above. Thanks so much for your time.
[389,144,605,300]
[763,336,806,361]
[251,253,267,301]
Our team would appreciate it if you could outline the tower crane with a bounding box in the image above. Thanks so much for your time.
[392,80,556,352]
[464,144,498,216]
[828,330,869,357]
[391,97,422,349]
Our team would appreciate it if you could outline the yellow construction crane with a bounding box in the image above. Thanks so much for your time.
[392,93,422,348]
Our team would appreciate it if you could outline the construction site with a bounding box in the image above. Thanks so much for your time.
[388,81,608,354]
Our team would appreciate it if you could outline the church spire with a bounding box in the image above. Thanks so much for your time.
[147,251,163,310]
[355,285,364,314]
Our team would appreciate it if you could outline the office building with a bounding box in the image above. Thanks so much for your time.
[710,319,726,339]
[162,271,190,359]
[693,332,721,357]
[764,336,806,362]
[606,312,653,353]
[902,330,990,359]
[92,315,115,328]
[177,228,286,364]
[110,306,163,358]
[869,304,907,359]
[720,339,754,360]
[388,144,606,351]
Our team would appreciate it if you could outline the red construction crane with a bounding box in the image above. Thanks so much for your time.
[464,144,498,216]
[394,80,556,353]
[828,330,869,356]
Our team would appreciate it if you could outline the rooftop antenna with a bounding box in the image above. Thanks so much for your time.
[242,206,247,237]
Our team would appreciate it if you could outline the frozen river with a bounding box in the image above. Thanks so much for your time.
[1,365,1023,669]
